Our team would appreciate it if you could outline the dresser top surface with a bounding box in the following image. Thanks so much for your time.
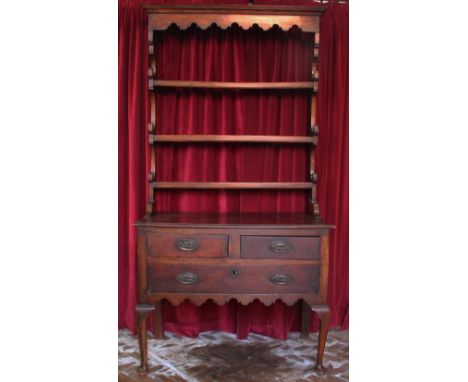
[136,212,332,229]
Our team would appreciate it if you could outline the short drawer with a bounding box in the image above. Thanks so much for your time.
[240,236,320,259]
[147,260,320,294]
[147,233,228,258]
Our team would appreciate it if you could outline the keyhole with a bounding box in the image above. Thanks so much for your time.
[230,267,238,278]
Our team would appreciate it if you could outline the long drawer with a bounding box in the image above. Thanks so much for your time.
[240,236,320,259]
[147,260,320,294]
[147,233,228,258]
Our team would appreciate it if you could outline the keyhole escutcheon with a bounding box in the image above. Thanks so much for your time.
[230,267,239,278]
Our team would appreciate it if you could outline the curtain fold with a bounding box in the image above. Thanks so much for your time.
[119,0,349,338]
[118,5,147,331]
[316,2,349,329]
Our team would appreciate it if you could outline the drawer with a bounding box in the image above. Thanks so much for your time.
[147,260,320,294]
[240,236,320,259]
[147,233,228,258]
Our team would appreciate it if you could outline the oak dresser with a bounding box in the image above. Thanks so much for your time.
[135,4,333,376]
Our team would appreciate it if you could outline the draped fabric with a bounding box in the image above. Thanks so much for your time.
[119,0,348,339]
[316,1,349,329]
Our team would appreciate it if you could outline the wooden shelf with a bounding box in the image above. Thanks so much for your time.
[150,80,316,90]
[136,212,332,229]
[152,182,313,189]
[150,134,315,144]
[144,4,327,15]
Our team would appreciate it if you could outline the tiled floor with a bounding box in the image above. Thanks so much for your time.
[118,329,348,382]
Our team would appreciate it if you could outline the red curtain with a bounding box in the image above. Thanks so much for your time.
[119,0,348,339]
[316,2,349,329]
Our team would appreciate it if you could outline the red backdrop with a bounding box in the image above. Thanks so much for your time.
[119,0,348,339]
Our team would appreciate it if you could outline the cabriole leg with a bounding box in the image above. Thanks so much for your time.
[301,300,310,338]
[152,300,163,339]
[136,304,155,374]
[311,305,330,374]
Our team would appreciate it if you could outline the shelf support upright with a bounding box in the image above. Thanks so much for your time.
[147,30,157,217]
[310,32,320,218]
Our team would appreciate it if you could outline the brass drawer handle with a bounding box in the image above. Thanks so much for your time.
[176,272,199,285]
[175,238,199,252]
[269,240,292,254]
[269,274,292,285]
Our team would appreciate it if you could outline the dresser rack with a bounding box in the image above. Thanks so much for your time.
[145,4,322,218]
[136,4,333,376]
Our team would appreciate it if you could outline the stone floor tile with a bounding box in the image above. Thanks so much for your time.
[119,329,348,382]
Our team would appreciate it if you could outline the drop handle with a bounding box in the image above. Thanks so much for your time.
[176,272,199,285]
[269,240,292,254]
[175,238,199,252]
[269,274,292,285]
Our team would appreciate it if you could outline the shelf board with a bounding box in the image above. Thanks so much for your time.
[144,5,327,15]
[136,212,332,229]
[152,182,313,189]
[151,80,316,90]
[150,134,315,144]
